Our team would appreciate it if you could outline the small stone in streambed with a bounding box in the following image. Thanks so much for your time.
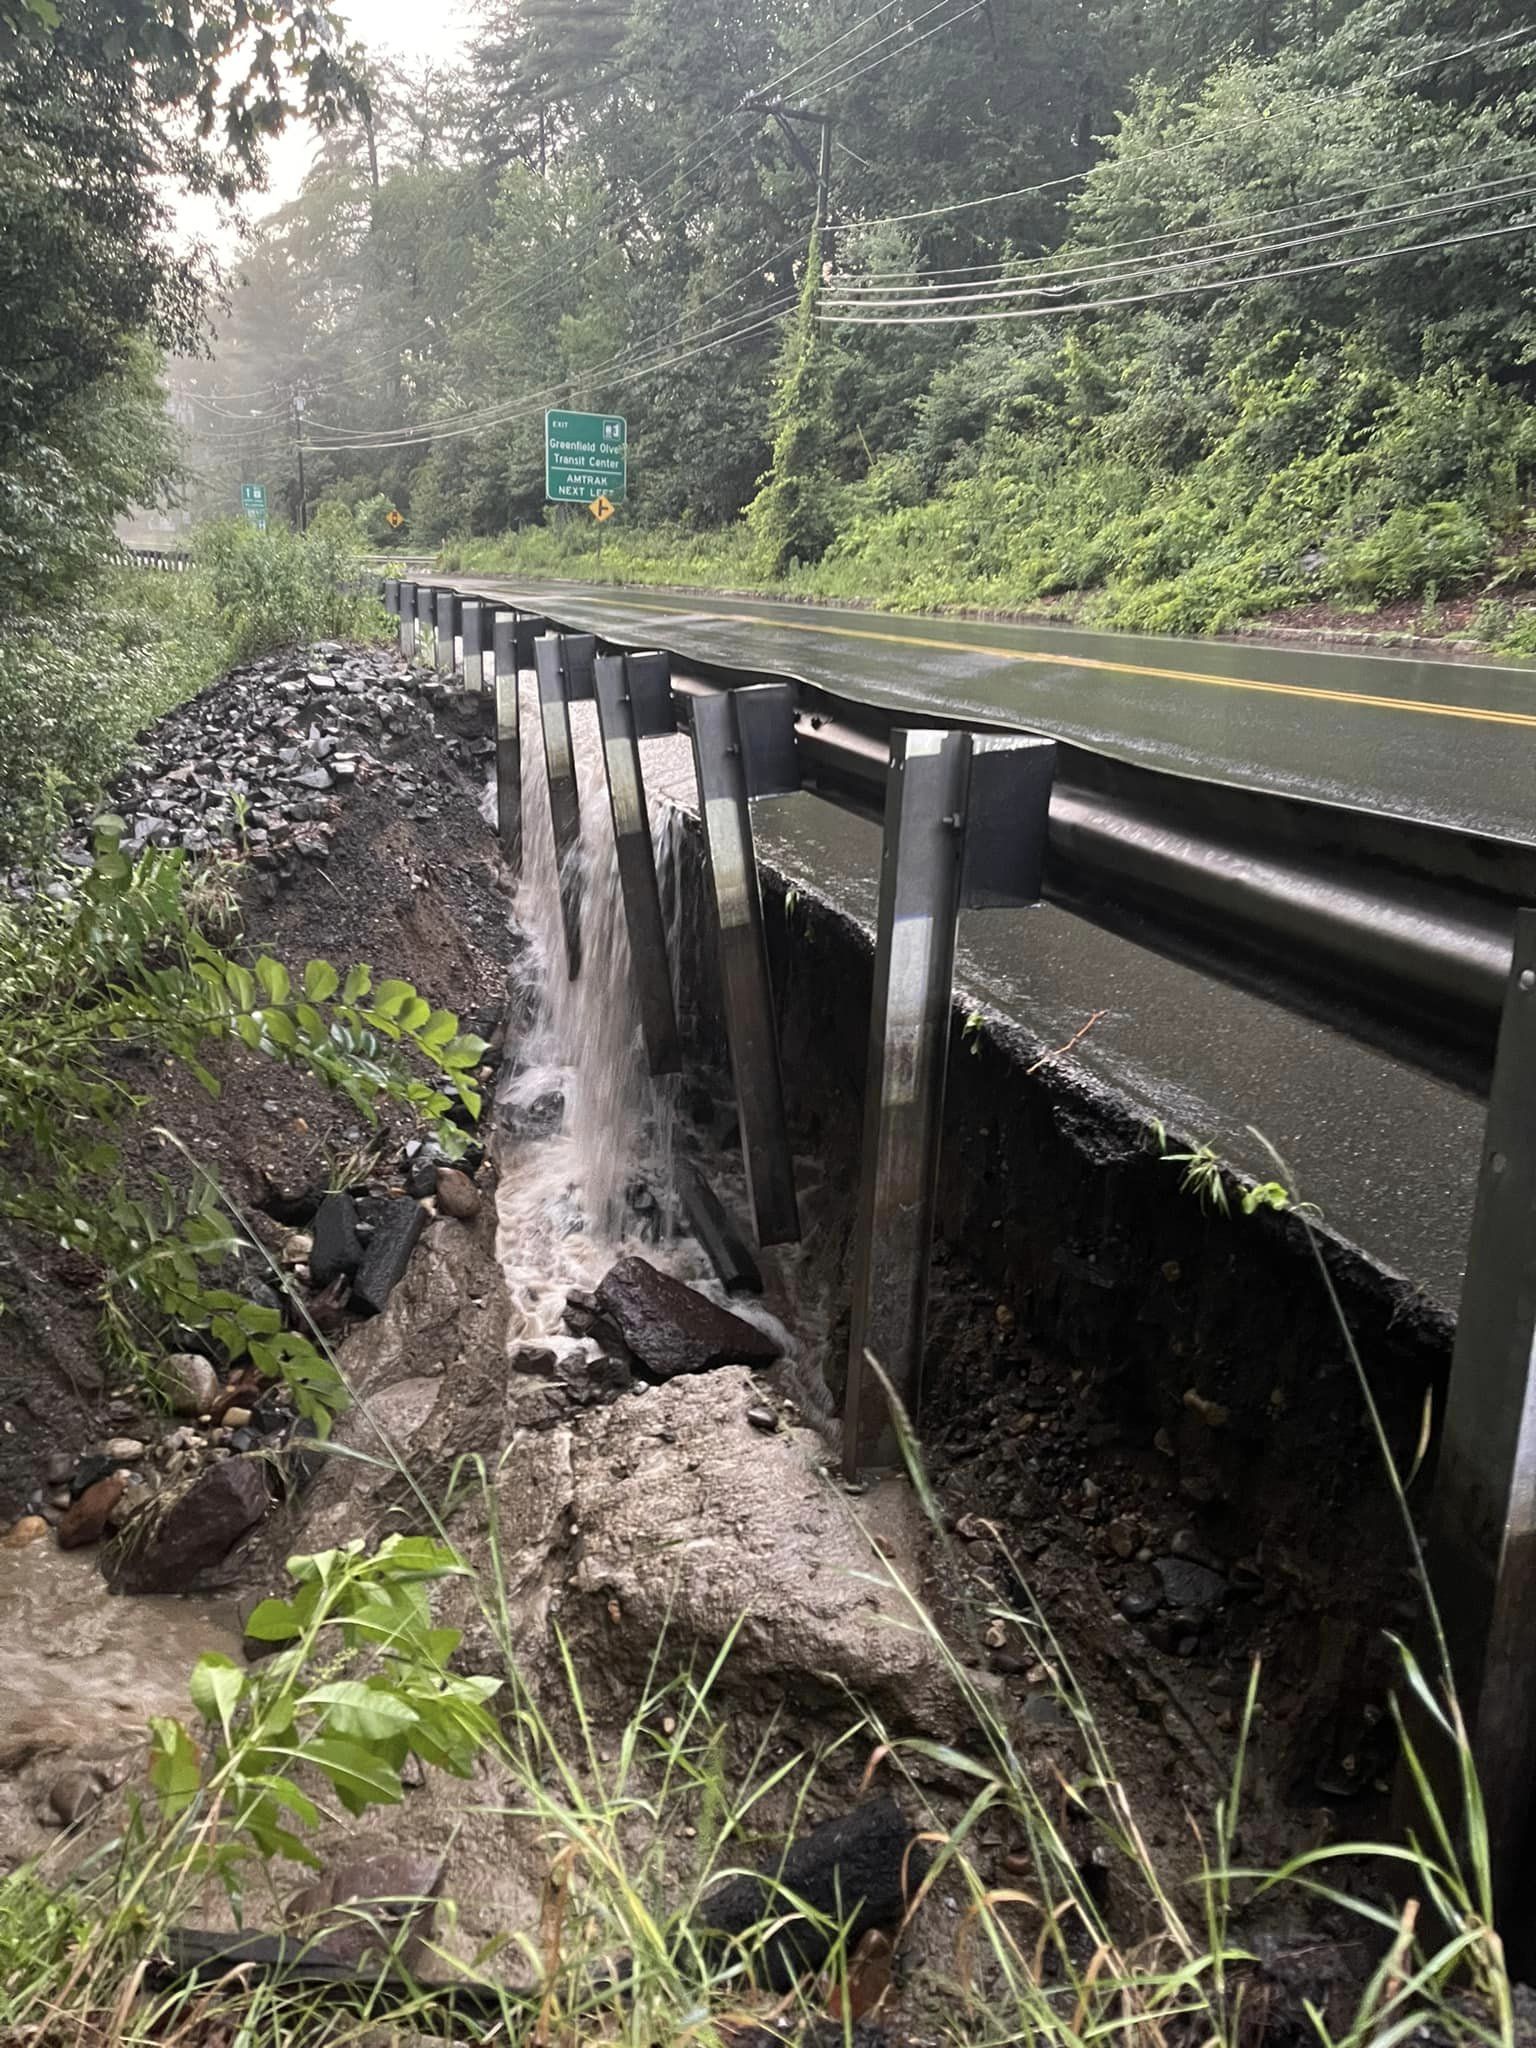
[57,1474,127,1549]
[223,1407,254,1430]
[161,1352,221,1417]
[746,1403,780,1434]
[106,1457,269,1592]
[1,1515,47,1549]
[434,1167,481,1220]
[43,1451,74,1486]
[48,1768,106,1829]
[100,1437,145,1462]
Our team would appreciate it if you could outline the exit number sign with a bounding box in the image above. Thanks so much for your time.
[545,410,626,504]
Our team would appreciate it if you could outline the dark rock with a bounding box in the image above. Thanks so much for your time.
[510,1347,559,1379]
[43,1451,74,1486]
[67,1454,119,1502]
[285,1848,445,1969]
[351,1199,427,1317]
[108,1458,269,1592]
[58,1474,127,1549]
[592,1256,781,1382]
[1118,1588,1161,1621]
[403,1139,444,1199]
[1152,1556,1227,1616]
[746,1403,780,1434]
[697,1797,926,1990]
[309,1192,364,1289]
[433,1167,481,1220]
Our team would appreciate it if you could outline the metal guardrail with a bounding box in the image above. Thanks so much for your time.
[120,546,193,573]
[436,579,1526,1095]
[385,575,1536,1939]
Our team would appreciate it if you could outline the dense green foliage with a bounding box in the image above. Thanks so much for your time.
[184,0,1536,631]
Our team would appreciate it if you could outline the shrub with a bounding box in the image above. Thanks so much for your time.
[192,517,388,663]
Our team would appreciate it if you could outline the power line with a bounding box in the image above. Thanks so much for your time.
[301,239,805,446]
[300,306,792,454]
[827,25,1536,232]
[823,168,1536,309]
[833,145,1536,288]
[820,211,1536,324]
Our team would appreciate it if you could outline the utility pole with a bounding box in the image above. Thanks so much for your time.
[293,391,308,533]
[740,97,834,270]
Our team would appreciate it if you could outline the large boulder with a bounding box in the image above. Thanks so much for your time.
[107,1458,269,1592]
[591,1256,780,1381]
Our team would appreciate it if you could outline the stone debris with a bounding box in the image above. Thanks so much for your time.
[586,1255,782,1381]
[433,1166,481,1220]
[309,1192,364,1289]
[57,1475,127,1549]
[107,1457,271,1593]
[351,1198,427,1317]
[162,1352,221,1417]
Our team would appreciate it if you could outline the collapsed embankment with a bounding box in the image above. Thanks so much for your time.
[0,637,1458,2039]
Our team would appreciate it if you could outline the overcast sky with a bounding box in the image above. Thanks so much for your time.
[180,0,474,251]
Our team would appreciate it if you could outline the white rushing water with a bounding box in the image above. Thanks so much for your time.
[485,680,804,1365]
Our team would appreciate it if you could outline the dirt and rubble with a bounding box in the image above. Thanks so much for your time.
[0,630,1451,2041]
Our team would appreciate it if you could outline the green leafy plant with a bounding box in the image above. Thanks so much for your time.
[150,1536,499,1889]
[0,820,488,1413]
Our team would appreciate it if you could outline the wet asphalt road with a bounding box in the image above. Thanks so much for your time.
[444,576,1530,1305]
[455,578,1536,840]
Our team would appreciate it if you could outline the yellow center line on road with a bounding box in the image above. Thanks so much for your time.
[482,584,1536,731]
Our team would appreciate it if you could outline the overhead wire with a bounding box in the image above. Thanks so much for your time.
[826,24,1536,232]
[819,211,1536,324]
[299,305,793,453]
[832,144,1536,288]
[822,166,1536,309]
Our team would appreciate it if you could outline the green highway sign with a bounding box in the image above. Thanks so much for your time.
[545,410,626,504]
[240,481,268,531]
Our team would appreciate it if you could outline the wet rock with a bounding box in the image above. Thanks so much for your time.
[433,1167,481,1220]
[510,1346,559,1379]
[108,1458,270,1592]
[67,1454,119,1500]
[1105,1516,1140,1560]
[697,1798,926,1990]
[162,1352,221,1417]
[1152,1555,1227,1616]
[100,1437,146,1462]
[403,1138,445,1199]
[48,1767,106,1828]
[57,1474,127,1549]
[746,1403,780,1434]
[592,1256,782,1381]
[1,1515,47,1549]
[284,1848,445,1968]
[351,1198,427,1316]
[223,1407,254,1430]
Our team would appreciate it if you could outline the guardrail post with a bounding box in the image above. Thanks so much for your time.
[594,651,681,1076]
[493,612,521,874]
[1420,908,1536,1938]
[533,634,585,978]
[415,583,436,668]
[462,600,488,691]
[383,577,399,620]
[689,687,801,1247]
[842,732,1056,1477]
[398,579,417,660]
[435,590,458,677]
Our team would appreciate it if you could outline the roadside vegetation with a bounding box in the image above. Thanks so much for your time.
[187,2,1536,642]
